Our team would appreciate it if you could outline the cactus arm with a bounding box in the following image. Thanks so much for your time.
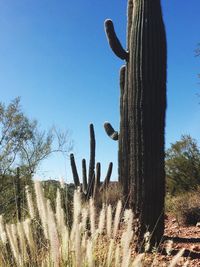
[104,66,125,142]
[93,162,101,199]
[88,124,95,194]
[96,162,101,187]
[120,65,126,95]
[104,19,129,61]
[104,122,118,141]
[100,162,113,192]
[82,159,87,194]
[86,173,95,199]
[70,153,80,187]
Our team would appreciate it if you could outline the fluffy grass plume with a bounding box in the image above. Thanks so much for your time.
[0,181,189,266]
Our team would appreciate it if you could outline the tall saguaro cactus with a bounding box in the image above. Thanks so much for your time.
[104,0,167,249]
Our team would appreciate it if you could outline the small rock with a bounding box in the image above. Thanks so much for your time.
[196,222,200,227]
[192,245,200,252]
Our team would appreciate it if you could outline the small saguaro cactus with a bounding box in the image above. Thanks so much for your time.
[70,124,113,199]
[104,0,167,249]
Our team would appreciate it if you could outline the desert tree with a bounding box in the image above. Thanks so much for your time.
[166,135,200,195]
[0,97,72,178]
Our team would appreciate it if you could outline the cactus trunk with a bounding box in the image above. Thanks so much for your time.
[105,0,167,249]
[126,0,166,247]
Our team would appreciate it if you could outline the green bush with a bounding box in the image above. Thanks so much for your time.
[165,135,200,195]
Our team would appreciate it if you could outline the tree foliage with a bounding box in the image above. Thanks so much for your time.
[0,97,72,177]
[165,135,200,195]
[0,97,73,221]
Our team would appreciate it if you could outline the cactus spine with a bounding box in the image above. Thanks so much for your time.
[105,0,167,249]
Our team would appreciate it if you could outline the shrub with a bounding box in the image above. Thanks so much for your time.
[182,206,200,225]
[165,187,200,226]
[94,182,123,211]
[165,135,200,195]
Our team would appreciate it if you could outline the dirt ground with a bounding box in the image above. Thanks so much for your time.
[138,215,200,266]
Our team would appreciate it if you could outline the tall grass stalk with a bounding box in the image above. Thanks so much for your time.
[0,215,7,244]
[106,204,112,238]
[168,248,185,267]
[113,200,122,237]
[25,186,35,219]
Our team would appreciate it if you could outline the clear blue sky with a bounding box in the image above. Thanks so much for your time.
[0,0,199,182]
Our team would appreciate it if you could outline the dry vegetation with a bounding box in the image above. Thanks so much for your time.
[0,181,198,266]
[165,187,200,226]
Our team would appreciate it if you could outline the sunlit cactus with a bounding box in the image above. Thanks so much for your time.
[104,0,167,249]
[70,124,113,199]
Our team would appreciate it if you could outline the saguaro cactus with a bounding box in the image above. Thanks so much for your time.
[104,0,167,249]
[70,124,113,199]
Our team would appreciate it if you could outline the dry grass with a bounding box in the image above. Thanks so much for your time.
[165,187,200,226]
[0,181,188,267]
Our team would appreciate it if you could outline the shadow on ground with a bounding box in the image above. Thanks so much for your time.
[163,235,200,259]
